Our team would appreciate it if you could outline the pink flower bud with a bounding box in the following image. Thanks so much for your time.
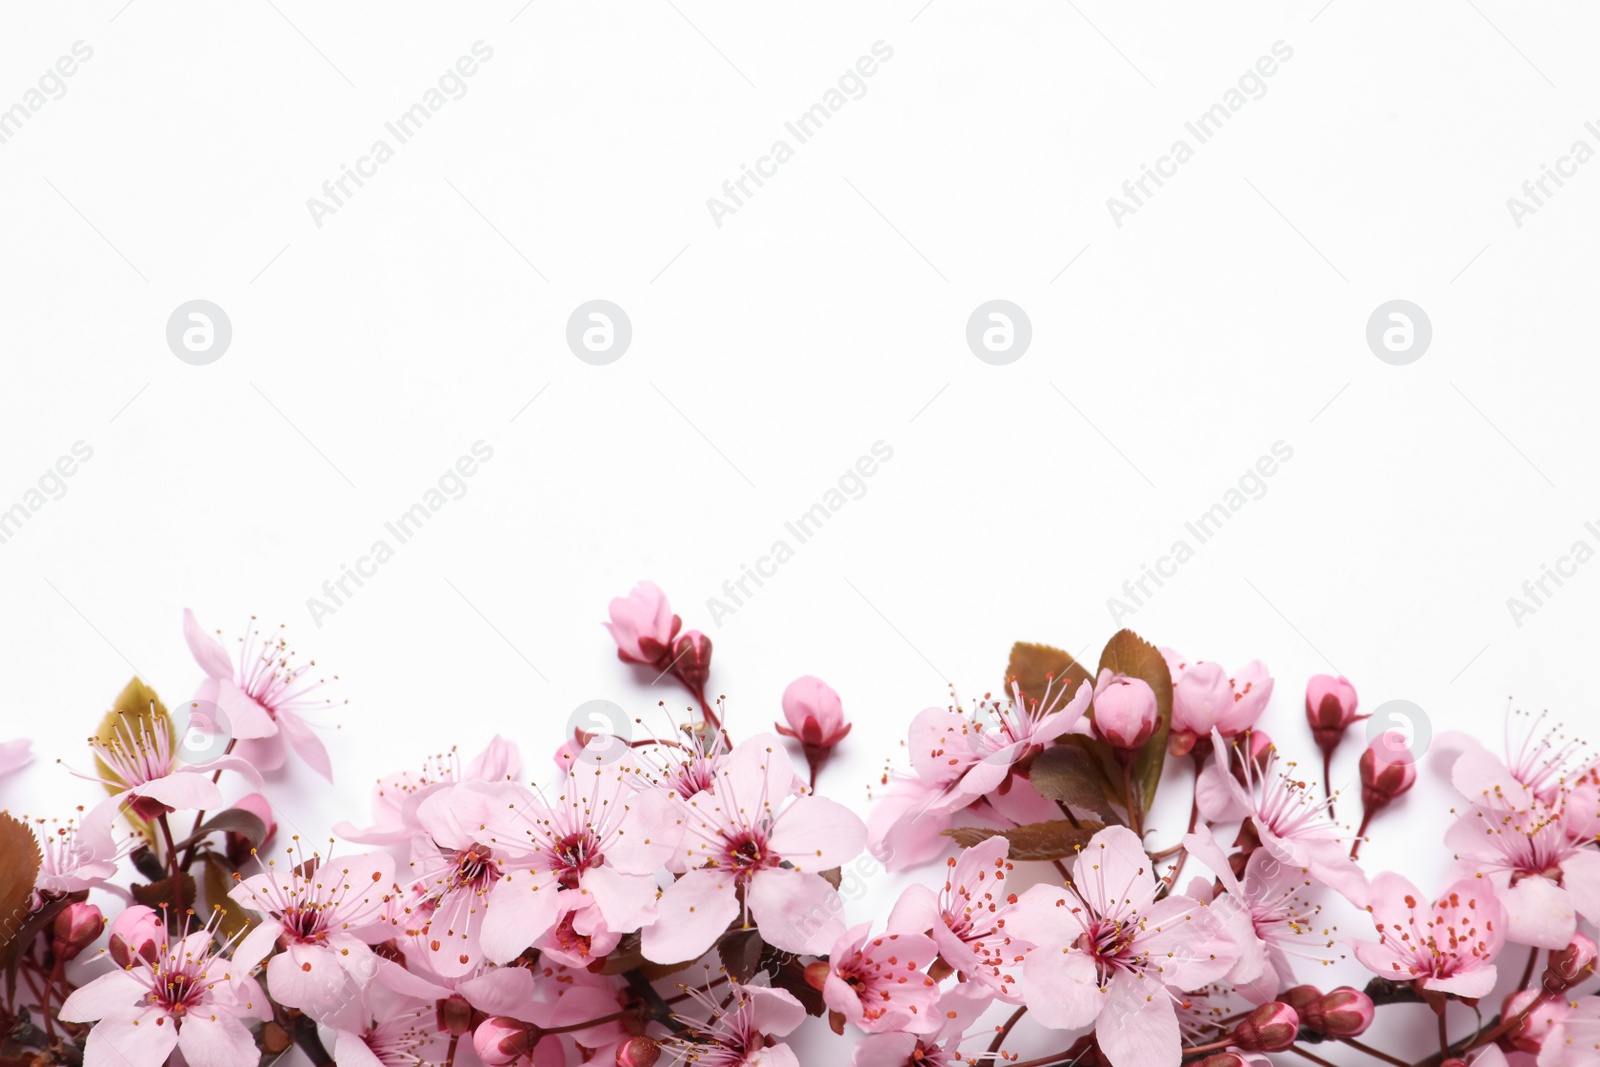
[1093,670,1158,751]
[474,1017,537,1066]
[603,582,681,667]
[1232,1002,1299,1052]
[1280,985,1322,1015]
[1305,987,1374,1037]
[617,1036,661,1067]
[225,792,276,865]
[1359,734,1417,814]
[670,630,712,691]
[1305,675,1359,755]
[51,902,103,962]
[1503,989,1568,1053]
[437,993,475,1037]
[778,676,851,748]
[1548,933,1598,990]
[108,905,164,967]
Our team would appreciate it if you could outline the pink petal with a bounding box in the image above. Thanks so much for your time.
[84,1009,178,1067]
[331,1031,387,1067]
[480,872,564,964]
[1071,825,1155,914]
[1560,849,1600,925]
[176,1013,262,1067]
[458,967,537,1016]
[768,795,866,872]
[1097,974,1181,1067]
[57,970,144,1023]
[183,608,234,680]
[747,867,846,955]
[279,711,333,781]
[641,868,738,964]
[234,731,287,773]
[134,771,223,812]
[1020,941,1100,1029]
[745,984,807,1038]
[1425,965,1498,998]
[1502,874,1577,949]
[205,678,277,740]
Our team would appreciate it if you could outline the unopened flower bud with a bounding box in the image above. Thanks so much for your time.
[778,675,851,787]
[1546,933,1598,991]
[1305,675,1359,756]
[670,631,712,691]
[225,792,276,865]
[1093,670,1158,752]
[51,902,103,962]
[107,905,163,967]
[1503,989,1567,1054]
[1233,1002,1299,1052]
[1305,987,1374,1037]
[1280,985,1322,1015]
[1359,733,1417,814]
[474,1017,538,1066]
[437,993,475,1037]
[617,1036,661,1067]
[804,960,832,991]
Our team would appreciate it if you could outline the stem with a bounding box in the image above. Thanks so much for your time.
[1437,1000,1450,1057]
[157,815,180,890]
[1338,1037,1411,1067]
[1518,943,1539,990]
[1349,810,1373,860]
[444,1033,460,1067]
[987,1006,1027,1059]
[1322,751,1336,821]
[179,739,238,870]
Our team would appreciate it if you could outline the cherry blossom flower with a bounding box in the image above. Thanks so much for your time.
[1541,995,1600,1067]
[1350,872,1506,997]
[823,923,942,1034]
[1007,824,1239,1067]
[30,811,122,906]
[390,779,532,976]
[230,844,396,1018]
[334,736,520,845]
[184,609,339,779]
[887,835,1028,1000]
[847,991,985,1067]
[478,746,673,965]
[325,982,451,1067]
[662,980,807,1067]
[1160,649,1274,756]
[1443,715,1600,948]
[604,581,681,666]
[1197,728,1368,907]
[642,735,864,962]
[58,908,270,1067]
[78,713,261,823]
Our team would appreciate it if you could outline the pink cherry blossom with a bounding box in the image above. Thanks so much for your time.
[184,609,339,779]
[1161,649,1274,755]
[77,713,261,824]
[1007,824,1239,1067]
[326,981,451,1067]
[1540,995,1600,1067]
[886,835,1028,1000]
[334,736,520,845]
[848,991,985,1067]
[603,581,681,666]
[642,735,864,963]
[1197,728,1368,907]
[58,909,271,1067]
[1350,872,1505,997]
[662,980,807,1067]
[31,813,121,907]
[822,923,942,1034]
[230,845,396,1018]
[477,745,673,965]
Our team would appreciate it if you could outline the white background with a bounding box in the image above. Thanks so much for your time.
[3,3,1598,1064]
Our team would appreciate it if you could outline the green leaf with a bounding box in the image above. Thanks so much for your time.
[1098,629,1173,814]
[943,819,1105,861]
[0,814,43,968]
[1027,745,1124,826]
[1004,642,1093,711]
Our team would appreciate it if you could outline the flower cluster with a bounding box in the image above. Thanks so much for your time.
[1,587,1597,1067]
